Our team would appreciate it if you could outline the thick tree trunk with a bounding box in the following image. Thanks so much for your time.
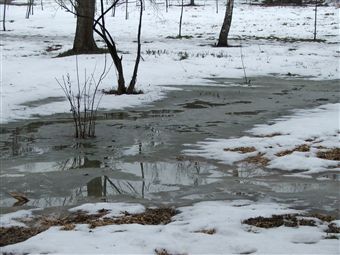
[189,0,195,5]
[217,0,234,47]
[73,0,98,53]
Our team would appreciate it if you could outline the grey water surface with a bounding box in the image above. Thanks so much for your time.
[1,76,339,216]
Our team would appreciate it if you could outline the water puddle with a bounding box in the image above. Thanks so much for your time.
[0,160,223,208]
[1,77,339,213]
[179,100,227,109]
[20,97,65,108]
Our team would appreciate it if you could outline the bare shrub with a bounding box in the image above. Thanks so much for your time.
[56,56,112,138]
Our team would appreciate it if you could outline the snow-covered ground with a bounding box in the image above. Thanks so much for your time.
[2,200,340,254]
[1,0,339,123]
[1,1,339,252]
[185,103,340,177]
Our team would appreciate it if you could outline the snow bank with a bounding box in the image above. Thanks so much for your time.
[2,200,339,254]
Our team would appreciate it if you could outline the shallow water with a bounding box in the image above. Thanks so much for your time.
[1,76,339,215]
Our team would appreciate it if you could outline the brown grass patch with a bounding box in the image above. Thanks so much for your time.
[275,144,310,157]
[89,208,177,228]
[317,148,340,161]
[243,214,316,228]
[60,223,76,231]
[240,153,270,166]
[0,208,177,247]
[37,208,176,229]
[194,228,216,235]
[309,213,336,222]
[0,226,46,247]
[224,146,257,154]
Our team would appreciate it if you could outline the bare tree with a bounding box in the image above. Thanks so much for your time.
[26,0,34,19]
[178,0,184,37]
[58,0,144,94]
[217,0,234,47]
[313,0,318,41]
[2,0,7,31]
[73,0,99,53]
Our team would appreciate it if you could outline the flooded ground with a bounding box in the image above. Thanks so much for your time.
[1,76,339,216]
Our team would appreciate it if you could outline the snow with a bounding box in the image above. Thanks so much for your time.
[185,103,340,176]
[0,209,33,227]
[69,202,146,217]
[1,1,339,253]
[2,200,339,254]
[1,0,339,123]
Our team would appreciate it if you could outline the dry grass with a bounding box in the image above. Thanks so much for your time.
[60,223,76,231]
[317,148,340,161]
[194,228,216,235]
[0,208,177,247]
[224,146,257,154]
[275,144,310,157]
[240,153,270,166]
[0,226,46,247]
[243,214,316,228]
[90,208,177,228]
[309,213,336,222]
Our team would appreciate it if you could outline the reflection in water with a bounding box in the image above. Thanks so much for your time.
[240,179,321,193]
[86,159,215,199]
[1,159,219,208]
[10,157,103,173]
[59,157,102,170]
[87,177,104,197]
[233,164,271,178]
[2,128,40,158]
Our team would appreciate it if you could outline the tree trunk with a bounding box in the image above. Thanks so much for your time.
[106,43,126,94]
[189,0,195,5]
[73,0,99,53]
[178,0,184,37]
[217,0,234,47]
[3,0,7,31]
[127,0,143,94]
